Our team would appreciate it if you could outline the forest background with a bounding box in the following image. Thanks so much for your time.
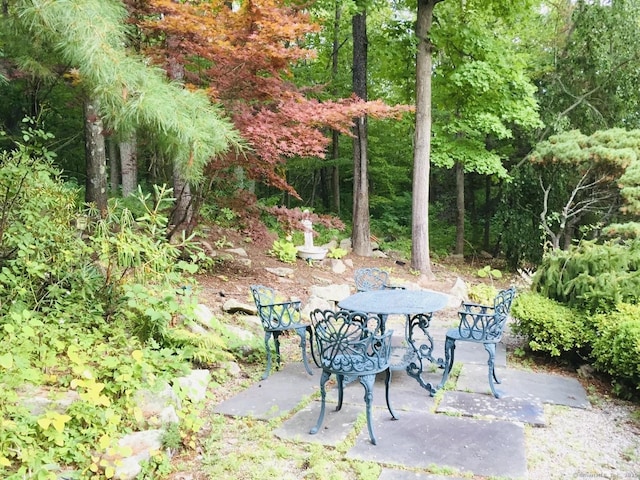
[4,0,640,270]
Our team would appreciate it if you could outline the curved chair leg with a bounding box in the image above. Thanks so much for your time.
[359,374,377,445]
[262,331,274,380]
[295,326,313,375]
[484,343,501,398]
[384,368,398,420]
[274,331,283,366]
[437,336,456,390]
[310,370,332,435]
[336,374,345,411]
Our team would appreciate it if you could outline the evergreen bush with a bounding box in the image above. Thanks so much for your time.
[532,239,640,312]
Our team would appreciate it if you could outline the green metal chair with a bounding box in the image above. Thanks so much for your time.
[309,309,397,445]
[354,267,405,292]
[438,286,516,398]
[250,285,313,380]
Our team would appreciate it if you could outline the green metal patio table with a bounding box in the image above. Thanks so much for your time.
[338,289,449,396]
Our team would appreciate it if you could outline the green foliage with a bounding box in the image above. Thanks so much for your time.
[496,162,547,268]
[514,239,640,397]
[0,314,190,478]
[0,135,236,477]
[533,239,640,312]
[0,124,101,323]
[430,0,542,179]
[268,237,298,264]
[476,265,502,280]
[199,205,237,228]
[590,304,640,398]
[163,326,233,376]
[312,225,343,247]
[499,128,640,268]
[602,222,640,240]
[540,1,640,134]
[327,247,347,259]
[374,198,457,259]
[88,185,202,328]
[511,291,586,357]
[370,192,413,248]
[467,283,498,305]
[428,201,458,258]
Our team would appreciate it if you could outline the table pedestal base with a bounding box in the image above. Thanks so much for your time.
[387,313,445,396]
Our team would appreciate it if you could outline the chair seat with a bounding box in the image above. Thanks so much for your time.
[445,328,501,344]
[265,321,308,332]
[320,354,386,376]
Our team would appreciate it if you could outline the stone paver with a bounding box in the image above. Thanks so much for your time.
[426,326,508,367]
[346,410,527,479]
[436,390,545,426]
[379,471,466,480]
[324,369,438,412]
[213,362,319,420]
[274,401,366,446]
[456,364,590,408]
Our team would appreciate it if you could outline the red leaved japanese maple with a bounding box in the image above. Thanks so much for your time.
[126,0,409,198]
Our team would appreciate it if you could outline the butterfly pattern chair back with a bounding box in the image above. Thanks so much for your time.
[250,285,313,380]
[309,309,397,445]
[438,286,516,398]
[354,267,394,292]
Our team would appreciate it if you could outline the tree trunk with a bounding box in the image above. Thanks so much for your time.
[171,162,193,235]
[84,98,107,215]
[454,160,465,255]
[166,35,194,234]
[330,1,342,215]
[107,137,120,194]
[351,9,371,257]
[331,130,341,215]
[484,176,491,251]
[411,0,442,278]
[119,133,138,197]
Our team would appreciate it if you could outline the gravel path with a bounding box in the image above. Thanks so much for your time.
[526,397,639,479]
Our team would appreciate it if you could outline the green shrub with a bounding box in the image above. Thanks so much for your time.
[0,143,101,323]
[533,239,640,312]
[327,246,348,259]
[590,304,640,398]
[511,291,587,357]
[0,127,233,477]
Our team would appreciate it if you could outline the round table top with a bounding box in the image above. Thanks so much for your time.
[338,289,450,315]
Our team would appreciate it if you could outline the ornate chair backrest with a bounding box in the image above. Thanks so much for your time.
[250,285,302,331]
[310,309,392,376]
[354,268,390,292]
[458,286,516,342]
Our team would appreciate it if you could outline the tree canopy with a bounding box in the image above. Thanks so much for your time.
[128,0,410,197]
[2,0,640,267]
[519,128,640,252]
[10,0,241,183]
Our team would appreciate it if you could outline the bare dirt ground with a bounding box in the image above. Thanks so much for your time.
[194,225,467,307]
[174,226,640,480]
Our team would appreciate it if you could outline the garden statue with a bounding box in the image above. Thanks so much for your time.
[296,211,328,260]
